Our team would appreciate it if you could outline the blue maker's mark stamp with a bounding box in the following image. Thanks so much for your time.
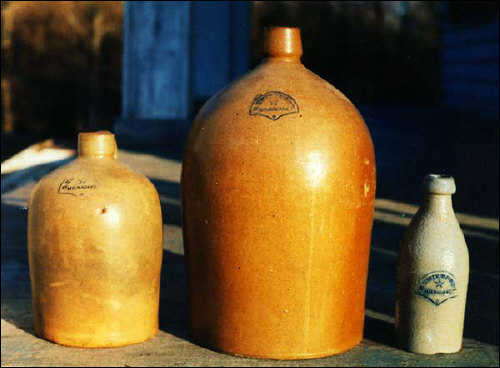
[249,91,299,121]
[415,271,458,306]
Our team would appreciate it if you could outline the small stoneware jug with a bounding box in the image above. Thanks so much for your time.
[395,174,469,354]
[182,27,376,359]
[28,131,163,347]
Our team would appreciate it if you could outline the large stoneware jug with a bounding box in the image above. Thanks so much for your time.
[28,131,163,347]
[182,27,376,359]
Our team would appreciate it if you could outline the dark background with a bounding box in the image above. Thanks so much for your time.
[1,1,498,216]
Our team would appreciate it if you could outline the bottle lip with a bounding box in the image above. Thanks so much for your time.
[263,27,303,60]
[78,131,117,158]
[422,174,456,195]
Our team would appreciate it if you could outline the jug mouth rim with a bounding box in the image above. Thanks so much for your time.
[265,26,300,31]
[422,174,456,195]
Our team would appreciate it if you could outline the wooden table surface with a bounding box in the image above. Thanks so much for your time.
[2,148,498,367]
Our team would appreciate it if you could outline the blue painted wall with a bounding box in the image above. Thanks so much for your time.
[123,1,191,120]
[441,18,499,117]
[192,1,250,100]
[121,1,249,121]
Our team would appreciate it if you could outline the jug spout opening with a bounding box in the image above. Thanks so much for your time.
[422,174,456,195]
[78,131,117,159]
[264,27,303,61]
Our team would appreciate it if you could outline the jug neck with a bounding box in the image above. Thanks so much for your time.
[419,174,457,217]
[421,194,455,216]
[78,131,117,159]
[263,27,303,62]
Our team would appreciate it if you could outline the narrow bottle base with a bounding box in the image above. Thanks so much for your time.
[401,346,462,355]
[397,339,462,355]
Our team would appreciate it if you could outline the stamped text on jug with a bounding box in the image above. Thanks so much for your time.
[415,270,458,306]
[249,91,299,121]
[58,178,97,197]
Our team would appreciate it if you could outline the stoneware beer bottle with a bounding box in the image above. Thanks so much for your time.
[182,27,376,359]
[28,131,163,347]
[396,174,469,354]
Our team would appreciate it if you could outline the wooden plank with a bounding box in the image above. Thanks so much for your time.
[443,64,499,81]
[1,144,498,366]
[1,311,498,368]
[443,43,498,63]
[442,19,499,45]
[443,80,499,103]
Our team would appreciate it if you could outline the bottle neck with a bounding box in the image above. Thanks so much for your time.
[264,55,302,63]
[78,131,117,159]
[263,27,303,63]
[421,194,455,217]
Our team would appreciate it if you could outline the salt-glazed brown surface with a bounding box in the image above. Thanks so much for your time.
[396,175,469,354]
[28,131,163,348]
[182,27,376,359]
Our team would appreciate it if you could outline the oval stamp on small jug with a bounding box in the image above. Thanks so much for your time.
[415,271,458,306]
[249,91,299,121]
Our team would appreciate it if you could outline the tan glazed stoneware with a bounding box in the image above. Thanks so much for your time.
[182,27,376,359]
[396,175,469,354]
[28,131,163,347]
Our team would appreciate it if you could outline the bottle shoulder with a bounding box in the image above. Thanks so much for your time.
[401,209,468,255]
[30,158,159,207]
[187,60,373,161]
[194,60,361,124]
[39,158,152,183]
